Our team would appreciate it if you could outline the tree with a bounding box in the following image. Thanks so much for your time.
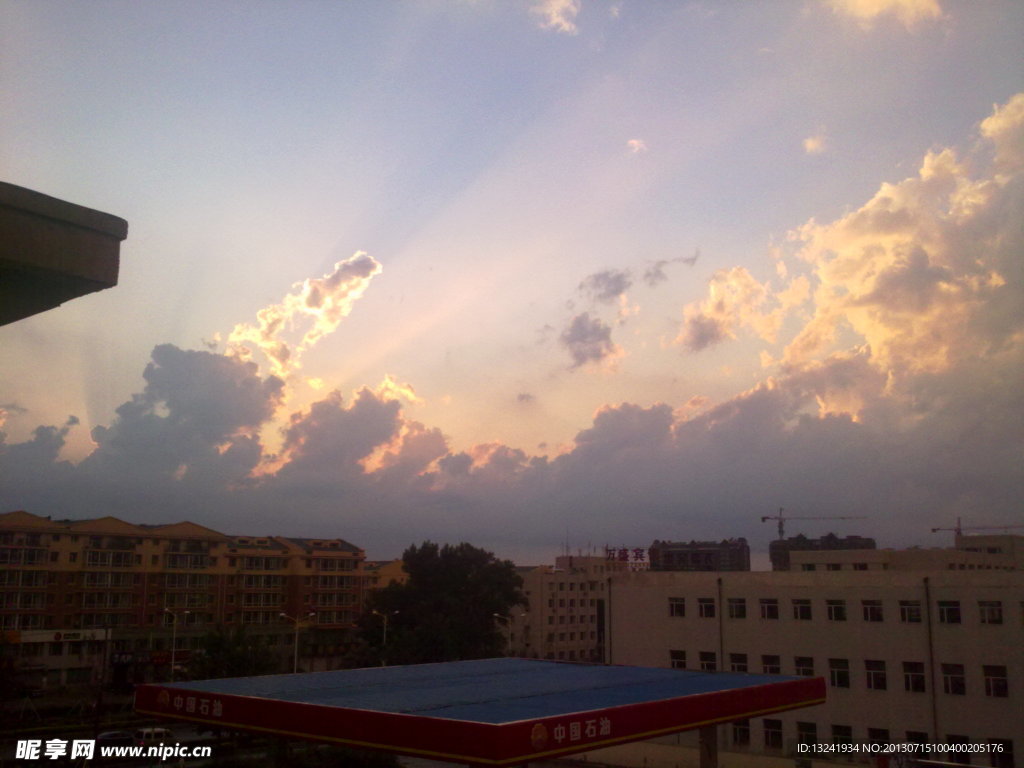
[359,542,526,665]
[187,625,279,680]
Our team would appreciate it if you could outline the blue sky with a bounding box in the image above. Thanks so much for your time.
[2,1,1022,562]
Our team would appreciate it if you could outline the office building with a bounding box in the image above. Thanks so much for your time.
[606,562,1021,766]
[770,533,877,571]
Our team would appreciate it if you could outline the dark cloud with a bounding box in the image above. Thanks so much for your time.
[516,393,536,404]
[559,312,619,368]
[678,312,728,352]
[578,269,632,303]
[643,249,699,287]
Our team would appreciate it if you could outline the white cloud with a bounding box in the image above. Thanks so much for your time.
[626,138,648,154]
[803,132,828,155]
[824,0,943,29]
[226,252,382,378]
[530,0,581,34]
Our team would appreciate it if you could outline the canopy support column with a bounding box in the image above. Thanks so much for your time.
[698,724,718,768]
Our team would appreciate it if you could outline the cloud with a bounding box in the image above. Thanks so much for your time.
[579,269,633,303]
[803,132,828,155]
[560,312,621,368]
[517,393,536,404]
[643,249,699,287]
[626,139,648,154]
[80,344,284,484]
[226,252,382,377]
[783,99,1023,378]
[677,267,783,351]
[530,0,581,34]
[825,0,943,29]
[2,96,1021,559]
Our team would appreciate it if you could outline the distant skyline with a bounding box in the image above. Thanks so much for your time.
[1,1,1022,562]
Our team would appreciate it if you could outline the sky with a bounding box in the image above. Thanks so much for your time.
[1,0,1022,565]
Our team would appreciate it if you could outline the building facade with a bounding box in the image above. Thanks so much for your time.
[505,556,625,662]
[607,567,1021,766]
[0,510,366,690]
[770,533,877,571]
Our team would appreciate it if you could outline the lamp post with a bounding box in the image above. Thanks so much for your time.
[280,612,315,674]
[164,608,189,682]
[371,610,398,665]
[493,613,522,656]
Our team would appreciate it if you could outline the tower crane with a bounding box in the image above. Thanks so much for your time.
[930,517,1024,536]
[760,507,867,540]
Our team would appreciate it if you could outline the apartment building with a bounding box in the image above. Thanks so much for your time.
[0,510,366,689]
[607,566,1021,766]
[648,538,750,571]
[505,555,627,662]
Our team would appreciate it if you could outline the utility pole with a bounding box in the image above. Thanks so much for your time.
[280,612,315,674]
[372,610,398,666]
[164,608,190,682]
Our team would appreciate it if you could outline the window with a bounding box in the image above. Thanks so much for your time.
[727,598,746,619]
[796,721,817,745]
[983,665,1008,697]
[698,597,716,618]
[731,719,750,747]
[867,728,890,745]
[829,658,850,688]
[827,600,847,621]
[669,650,686,669]
[832,724,853,746]
[668,597,685,618]
[730,653,748,673]
[826,563,841,571]
[853,563,868,571]
[978,600,1003,625]
[763,718,783,750]
[942,663,965,695]
[699,651,717,672]
[795,656,815,676]
[865,660,887,690]
[987,738,1014,768]
[903,661,926,692]
[905,731,928,747]
[946,735,971,765]
[792,599,812,620]
[938,600,961,624]
[759,598,779,620]
[862,600,883,622]
[899,600,922,623]
[800,564,815,571]
[762,654,781,674]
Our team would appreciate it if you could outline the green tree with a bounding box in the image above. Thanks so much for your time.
[187,625,280,680]
[360,542,526,665]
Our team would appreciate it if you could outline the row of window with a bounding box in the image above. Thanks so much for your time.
[732,719,1014,766]
[669,650,1010,698]
[546,614,598,625]
[667,597,1007,624]
[546,581,604,592]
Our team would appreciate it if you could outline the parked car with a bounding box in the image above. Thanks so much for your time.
[96,731,134,748]
[133,727,174,747]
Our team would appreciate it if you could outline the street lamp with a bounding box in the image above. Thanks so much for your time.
[371,610,398,666]
[493,613,524,656]
[164,608,190,682]
[280,612,315,674]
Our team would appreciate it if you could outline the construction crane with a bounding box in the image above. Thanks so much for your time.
[930,517,1024,536]
[760,507,867,540]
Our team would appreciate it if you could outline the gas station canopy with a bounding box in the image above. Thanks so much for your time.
[135,658,825,765]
